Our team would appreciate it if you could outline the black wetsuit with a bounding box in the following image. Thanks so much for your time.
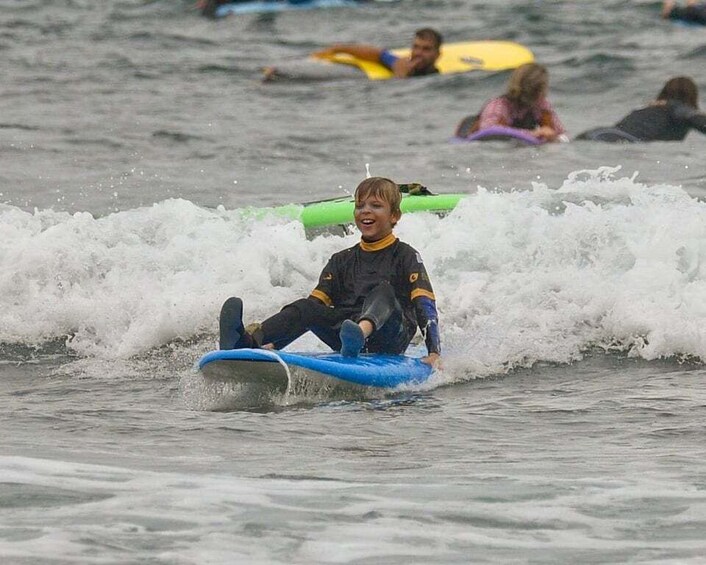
[576,101,706,142]
[668,4,706,25]
[256,234,441,355]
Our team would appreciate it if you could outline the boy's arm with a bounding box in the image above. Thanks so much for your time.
[407,266,441,363]
[403,246,441,361]
[413,295,441,359]
[309,256,338,307]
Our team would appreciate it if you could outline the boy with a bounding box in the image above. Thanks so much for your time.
[219,177,441,366]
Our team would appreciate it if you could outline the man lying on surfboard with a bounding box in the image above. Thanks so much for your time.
[263,28,442,81]
[219,177,441,367]
[312,28,442,78]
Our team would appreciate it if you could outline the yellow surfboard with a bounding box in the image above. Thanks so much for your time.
[319,40,534,80]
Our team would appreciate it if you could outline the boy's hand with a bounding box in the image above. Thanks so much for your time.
[421,352,441,368]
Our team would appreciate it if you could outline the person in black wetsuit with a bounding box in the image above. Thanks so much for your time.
[219,177,442,367]
[576,76,706,142]
[662,1,706,25]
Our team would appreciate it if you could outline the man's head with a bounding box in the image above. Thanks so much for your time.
[410,28,442,73]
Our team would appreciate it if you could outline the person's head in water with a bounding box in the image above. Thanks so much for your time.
[656,76,699,109]
[354,177,402,242]
[410,28,443,72]
[506,63,549,109]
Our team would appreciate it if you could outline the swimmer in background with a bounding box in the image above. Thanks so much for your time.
[311,28,442,78]
[455,63,568,143]
[662,1,706,25]
[263,28,442,81]
[576,76,706,142]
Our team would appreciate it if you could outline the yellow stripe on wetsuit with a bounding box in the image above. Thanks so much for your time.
[411,288,436,301]
[310,289,333,306]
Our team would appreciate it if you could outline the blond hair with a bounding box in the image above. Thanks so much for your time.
[506,63,549,109]
[354,177,402,221]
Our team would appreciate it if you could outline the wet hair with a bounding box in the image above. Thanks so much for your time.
[354,177,402,222]
[506,63,549,109]
[656,76,699,109]
[415,28,443,51]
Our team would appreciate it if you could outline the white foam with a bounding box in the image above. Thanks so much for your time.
[3,167,706,374]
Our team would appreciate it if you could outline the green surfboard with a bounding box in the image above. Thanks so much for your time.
[247,184,466,230]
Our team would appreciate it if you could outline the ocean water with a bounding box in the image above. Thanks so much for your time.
[1,0,706,563]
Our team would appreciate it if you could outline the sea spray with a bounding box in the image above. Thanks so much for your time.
[2,168,706,371]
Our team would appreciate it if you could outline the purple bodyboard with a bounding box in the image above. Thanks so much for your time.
[453,126,544,146]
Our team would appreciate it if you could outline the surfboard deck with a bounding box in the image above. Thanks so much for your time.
[198,348,433,394]
[319,40,534,80]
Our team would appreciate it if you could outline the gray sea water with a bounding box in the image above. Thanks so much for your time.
[1,0,706,563]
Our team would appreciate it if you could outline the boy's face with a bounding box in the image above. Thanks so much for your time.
[354,193,400,242]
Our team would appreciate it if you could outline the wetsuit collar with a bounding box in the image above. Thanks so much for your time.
[359,233,397,252]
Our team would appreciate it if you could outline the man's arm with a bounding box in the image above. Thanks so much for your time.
[312,44,421,78]
[312,43,383,63]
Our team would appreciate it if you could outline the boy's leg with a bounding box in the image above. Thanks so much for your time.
[219,297,245,350]
[219,297,267,350]
[340,282,415,356]
[340,282,396,357]
[259,298,346,350]
[339,319,366,357]
[364,282,415,355]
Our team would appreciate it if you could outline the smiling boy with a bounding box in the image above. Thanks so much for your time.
[219,177,441,366]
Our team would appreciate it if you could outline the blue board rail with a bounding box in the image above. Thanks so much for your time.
[198,348,432,388]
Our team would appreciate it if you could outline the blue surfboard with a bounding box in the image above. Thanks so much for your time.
[198,348,432,392]
[212,0,378,17]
